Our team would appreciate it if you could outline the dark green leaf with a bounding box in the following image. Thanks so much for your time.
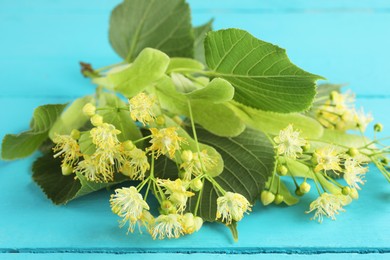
[205,29,324,113]
[109,0,194,61]
[2,104,67,160]
[32,151,128,205]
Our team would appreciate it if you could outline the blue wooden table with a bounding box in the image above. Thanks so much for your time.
[1,0,389,258]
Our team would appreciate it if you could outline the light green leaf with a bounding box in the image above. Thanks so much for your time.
[228,102,324,139]
[185,78,235,103]
[311,129,372,150]
[78,132,96,155]
[205,29,324,113]
[194,19,213,64]
[109,0,194,61]
[98,92,142,142]
[1,104,67,160]
[266,175,299,206]
[49,96,94,140]
[156,76,245,137]
[32,151,128,205]
[167,58,204,73]
[104,48,170,97]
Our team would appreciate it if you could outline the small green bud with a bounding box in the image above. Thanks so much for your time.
[302,143,311,152]
[374,123,383,132]
[350,188,359,200]
[181,150,193,162]
[61,164,74,176]
[295,187,304,197]
[342,186,351,195]
[347,148,359,157]
[299,182,311,194]
[173,116,183,126]
[70,129,80,140]
[82,103,96,117]
[123,140,135,151]
[277,165,288,176]
[156,115,165,125]
[190,178,203,191]
[90,114,103,126]
[160,200,176,214]
[178,170,191,181]
[260,190,275,206]
[274,194,284,205]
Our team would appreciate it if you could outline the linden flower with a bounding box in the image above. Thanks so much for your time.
[216,192,252,225]
[75,155,114,183]
[330,90,355,109]
[52,134,81,165]
[120,148,150,180]
[179,213,203,235]
[306,193,346,223]
[110,186,150,233]
[180,150,217,179]
[151,214,183,240]
[343,157,368,190]
[274,124,306,159]
[313,146,343,173]
[354,108,373,132]
[90,123,121,151]
[148,127,185,158]
[157,179,194,213]
[129,92,156,126]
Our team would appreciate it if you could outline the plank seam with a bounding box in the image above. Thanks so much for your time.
[1,247,390,254]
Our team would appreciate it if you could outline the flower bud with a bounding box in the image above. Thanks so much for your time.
[61,164,74,175]
[274,194,284,205]
[194,216,203,231]
[179,170,191,181]
[260,190,275,206]
[342,186,351,195]
[156,115,165,125]
[299,182,311,194]
[277,165,288,176]
[173,115,183,126]
[374,123,383,132]
[302,143,311,152]
[90,114,103,126]
[123,140,135,151]
[349,188,359,200]
[70,129,80,140]
[330,91,338,101]
[160,200,176,214]
[190,178,203,191]
[347,148,359,157]
[82,103,96,117]
[181,150,193,162]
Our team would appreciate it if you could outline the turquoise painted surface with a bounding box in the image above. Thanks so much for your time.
[0,0,389,258]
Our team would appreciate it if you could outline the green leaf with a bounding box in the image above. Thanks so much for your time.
[98,92,142,142]
[49,96,94,140]
[109,0,194,61]
[312,129,372,150]
[204,29,324,113]
[194,19,213,64]
[99,48,170,97]
[167,58,204,73]
[266,175,299,206]
[228,102,324,139]
[185,78,235,103]
[78,132,96,155]
[1,104,67,160]
[32,151,128,205]
[156,76,245,137]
